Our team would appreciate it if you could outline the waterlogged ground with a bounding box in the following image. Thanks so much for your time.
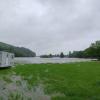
[0,71,50,100]
[14,57,92,64]
[0,62,100,100]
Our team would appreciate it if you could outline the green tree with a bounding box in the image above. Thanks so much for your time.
[60,52,64,58]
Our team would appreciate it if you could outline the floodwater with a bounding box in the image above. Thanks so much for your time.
[14,57,92,64]
[0,73,51,100]
[0,58,94,100]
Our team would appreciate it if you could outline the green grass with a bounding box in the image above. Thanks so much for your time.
[1,62,100,100]
[8,92,25,100]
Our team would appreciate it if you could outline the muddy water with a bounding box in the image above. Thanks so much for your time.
[14,57,92,64]
[0,73,51,100]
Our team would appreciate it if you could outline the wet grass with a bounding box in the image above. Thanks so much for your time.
[8,92,24,100]
[12,61,100,100]
[2,76,12,83]
[0,62,100,100]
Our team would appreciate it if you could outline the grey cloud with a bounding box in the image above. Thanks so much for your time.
[0,0,100,55]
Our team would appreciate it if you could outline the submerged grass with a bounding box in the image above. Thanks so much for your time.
[13,62,100,100]
[0,61,100,100]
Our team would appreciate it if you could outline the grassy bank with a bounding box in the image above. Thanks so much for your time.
[0,62,100,100]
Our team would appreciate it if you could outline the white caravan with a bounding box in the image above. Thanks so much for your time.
[0,51,14,68]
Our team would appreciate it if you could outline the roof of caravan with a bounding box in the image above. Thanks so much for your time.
[0,51,14,54]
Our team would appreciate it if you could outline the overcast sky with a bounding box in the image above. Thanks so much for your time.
[0,0,100,55]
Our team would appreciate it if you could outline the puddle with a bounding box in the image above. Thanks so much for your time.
[32,85,51,100]
[0,74,51,100]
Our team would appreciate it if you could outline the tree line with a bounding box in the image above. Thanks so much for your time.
[68,40,100,60]
[40,40,100,60]
[40,52,66,58]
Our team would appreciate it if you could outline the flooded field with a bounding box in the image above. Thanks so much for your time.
[0,62,100,100]
[14,57,92,64]
[0,72,51,100]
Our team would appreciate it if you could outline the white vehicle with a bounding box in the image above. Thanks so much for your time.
[0,51,14,68]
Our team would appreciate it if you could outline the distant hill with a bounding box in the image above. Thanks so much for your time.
[0,42,36,57]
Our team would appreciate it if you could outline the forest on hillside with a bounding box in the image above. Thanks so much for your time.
[0,42,36,57]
